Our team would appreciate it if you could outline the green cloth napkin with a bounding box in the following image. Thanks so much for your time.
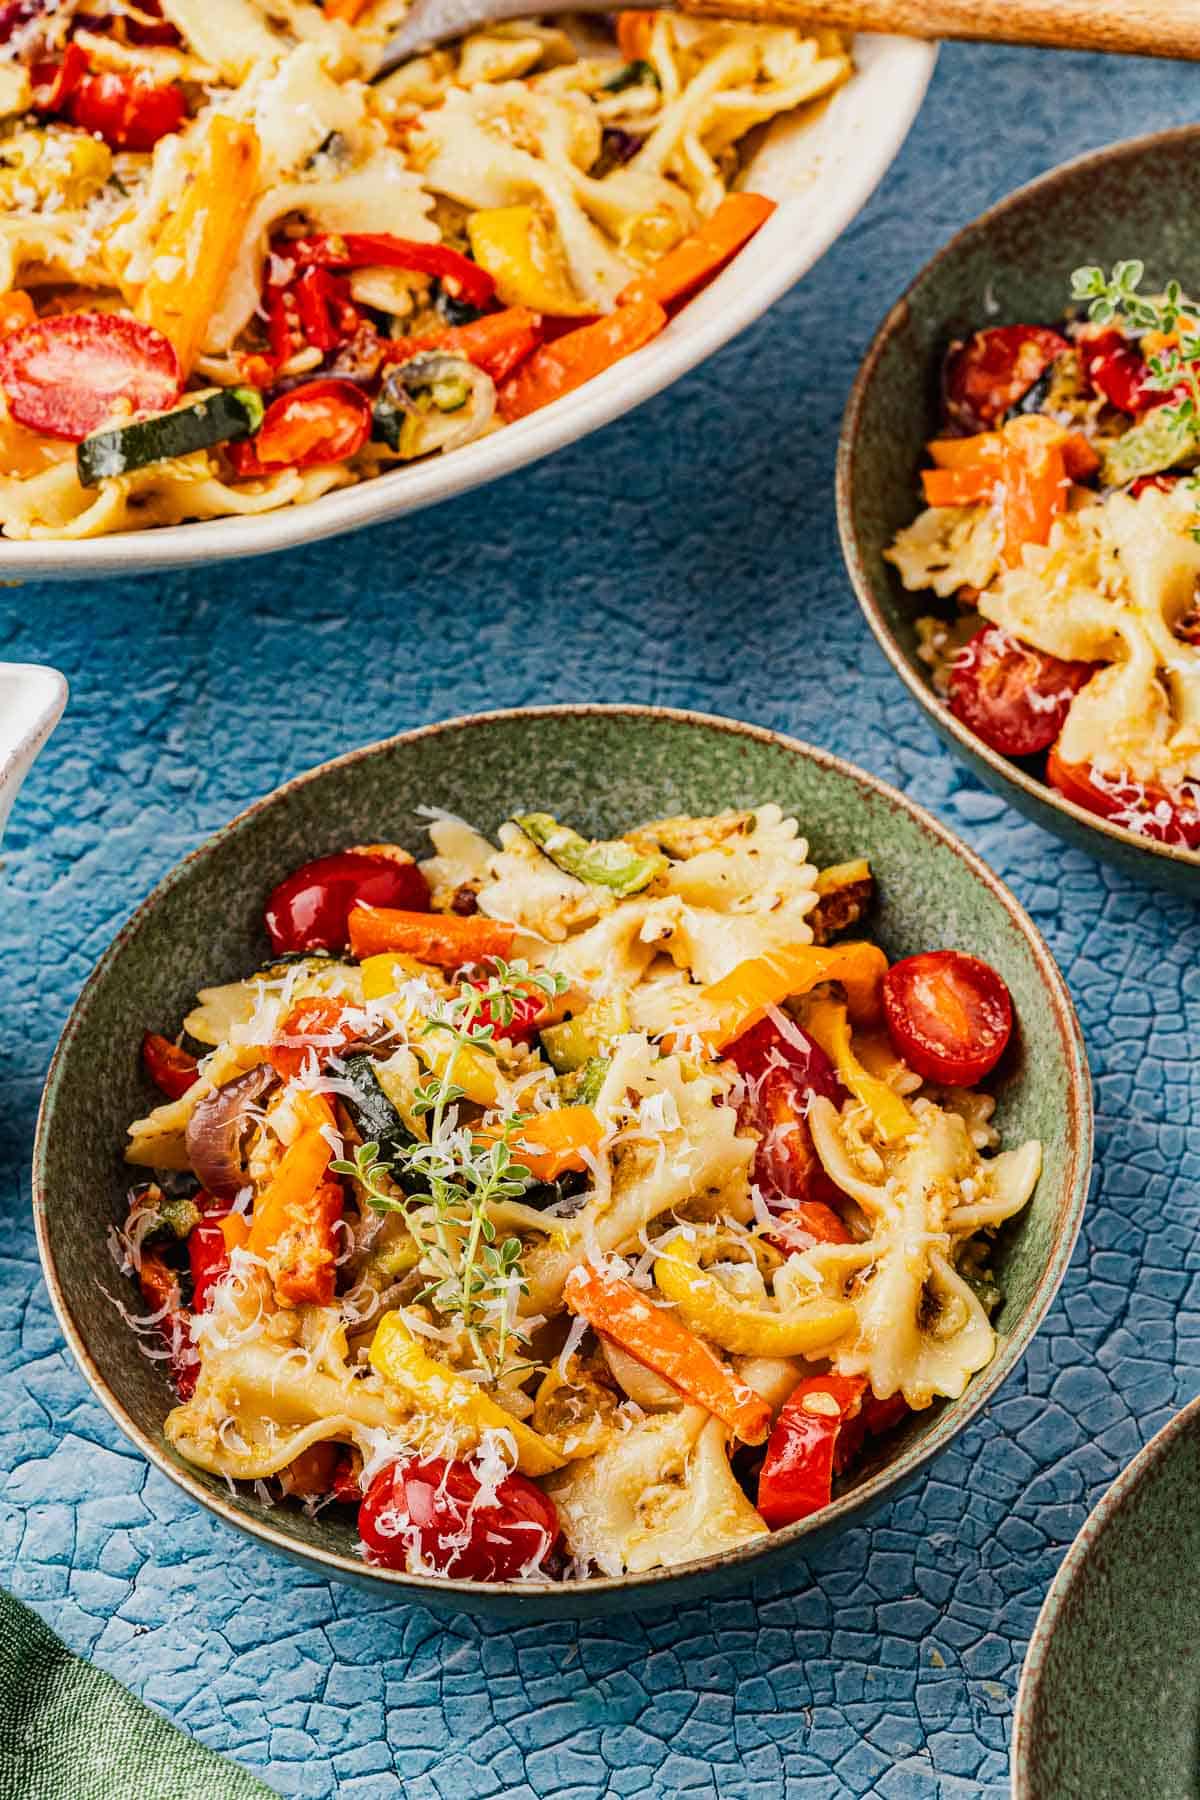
[0,1591,276,1800]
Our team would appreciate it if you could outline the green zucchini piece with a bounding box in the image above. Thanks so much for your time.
[603,59,659,92]
[541,994,629,1073]
[340,1052,422,1186]
[76,386,264,487]
[1101,408,1200,488]
[558,1056,609,1108]
[514,813,667,896]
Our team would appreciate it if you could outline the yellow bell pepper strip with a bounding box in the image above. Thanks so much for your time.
[368,1310,564,1477]
[676,940,888,1055]
[358,954,502,1107]
[348,904,514,967]
[136,116,259,374]
[802,993,915,1143]
[477,1106,604,1182]
[563,1260,773,1443]
[514,813,667,895]
[617,193,776,311]
[498,300,667,423]
[247,1091,341,1304]
[359,951,437,1001]
[652,1232,856,1358]
[466,207,593,317]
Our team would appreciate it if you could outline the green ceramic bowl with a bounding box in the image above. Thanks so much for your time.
[33,706,1092,1619]
[1012,1392,1200,1799]
[837,126,1200,895]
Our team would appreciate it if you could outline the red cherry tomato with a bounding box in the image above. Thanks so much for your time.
[265,849,430,955]
[1078,327,1165,415]
[725,1017,847,1209]
[1129,473,1181,499]
[944,325,1068,430]
[358,1457,560,1580]
[1046,745,1200,849]
[267,996,355,1079]
[68,68,187,150]
[227,379,372,475]
[883,951,1014,1087]
[141,1030,199,1100]
[0,312,181,440]
[949,625,1096,758]
[757,1374,868,1529]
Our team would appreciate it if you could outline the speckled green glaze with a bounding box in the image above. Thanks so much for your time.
[837,126,1200,896]
[1012,1391,1200,1800]
[32,706,1092,1620]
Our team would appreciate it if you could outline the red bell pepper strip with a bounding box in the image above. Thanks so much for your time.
[384,306,544,385]
[756,1373,868,1527]
[187,1196,235,1313]
[762,1201,853,1256]
[291,266,358,353]
[141,1031,200,1101]
[30,43,87,112]
[137,1248,199,1399]
[69,68,187,150]
[1078,327,1181,415]
[281,234,495,310]
[227,379,371,475]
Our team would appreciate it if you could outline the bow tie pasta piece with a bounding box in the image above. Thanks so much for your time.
[886,503,1004,600]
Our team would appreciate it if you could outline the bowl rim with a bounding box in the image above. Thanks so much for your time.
[1010,1388,1200,1798]
[0,35,935,581]
[836,121,1200,876]
[32,702,1093,1601]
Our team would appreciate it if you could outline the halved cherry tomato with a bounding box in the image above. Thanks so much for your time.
[943,325,1068,431]
[1078,327,1166,415]
[227,379,371,475]
[264,848,430,955]
[267,996,354,1079]
[281,233,496,310]
[141,1030,199,1100]
[0,312,181,440]
[725,1017,847,1208]
[1046,745,1200,849]
[68,68,187,149]
[949,624,1096,758]
[882,950,1013,1087]
[358,1456,560,1580]
[757,1374,868,1528]
[762,1200,852,1256]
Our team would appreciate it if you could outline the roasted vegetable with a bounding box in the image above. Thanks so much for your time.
[76,387,263,486]
[809,859,874,945]
[513,813,666,895]
[372,353,495,459]
[540,993,629,1072]
[1102,407,1200,488]
[339,1052,421,1176]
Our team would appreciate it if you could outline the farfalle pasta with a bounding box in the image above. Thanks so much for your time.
[114,803,1039,1584]
[0,1,850,539]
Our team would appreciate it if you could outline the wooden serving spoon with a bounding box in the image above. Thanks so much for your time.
[379,0,1200,72]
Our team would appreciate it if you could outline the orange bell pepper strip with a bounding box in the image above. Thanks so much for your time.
[324,0,370,17]
[348,904,514,967]
[616,9,657,57]
[479,1106,604,1181]
[267,996,353,1080]
[0,292,35,339]
[498,300,667,423]
[219,1211,250,1255]
[928,426,1098,487]
[563,1261,773,1443]
[248,1092,340,1305]
[999,414,1068,568]
[617,194,776,311]
[921,465,997,507]
[675,941,888,1055]
[384,306,543,386]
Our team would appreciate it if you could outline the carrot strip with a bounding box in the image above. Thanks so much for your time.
[347,904,514,967]
[617,194,776,311]
[616,9,657,57]
[267,996,352,1080]
[479,1106,604,1181]
[563,1262,773,1443]
[248,1093,339,1304]
[927,433,1002,469]
[1000,415,1068,568]
[678,941,888,1055]
[498,300,666,423]
[921,466,996,507]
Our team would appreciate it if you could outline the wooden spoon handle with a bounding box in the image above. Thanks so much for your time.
[675,0,1200,60]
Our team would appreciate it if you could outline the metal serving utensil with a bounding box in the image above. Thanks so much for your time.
[377,0,1200,75]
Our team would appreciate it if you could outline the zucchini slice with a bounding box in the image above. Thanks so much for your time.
[76,386,264,487]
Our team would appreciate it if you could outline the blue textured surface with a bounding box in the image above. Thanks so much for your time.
[2,42,1199,1798]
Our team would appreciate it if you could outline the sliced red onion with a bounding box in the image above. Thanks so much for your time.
[185,1064,278,1198]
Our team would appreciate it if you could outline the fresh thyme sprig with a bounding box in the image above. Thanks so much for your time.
[336,956,568,1374]
[1071,260,1200,429]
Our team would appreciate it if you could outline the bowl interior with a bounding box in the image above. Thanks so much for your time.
[6,35,934,580]
[34,708,1089,1609]
[838,126,1200,886]
[1013,1395,1200,1800]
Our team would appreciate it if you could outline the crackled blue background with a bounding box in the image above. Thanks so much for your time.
[2,41,1199,1799]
